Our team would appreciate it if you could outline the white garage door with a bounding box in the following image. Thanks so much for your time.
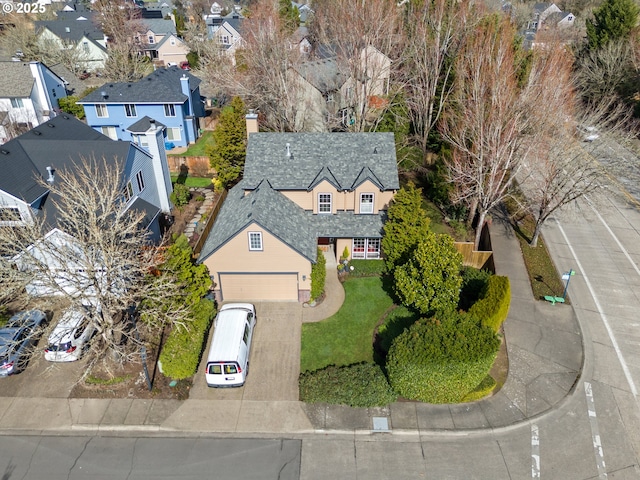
[219,273,299,301]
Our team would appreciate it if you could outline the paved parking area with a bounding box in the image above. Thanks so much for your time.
[189,302,303,401]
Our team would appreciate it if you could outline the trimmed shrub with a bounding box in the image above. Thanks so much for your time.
[341,245,350,261]
[386,313,500,403]
[158,298,216,380]
[461,375,496,402]
[170,183,191,207]
[299,362,397,407]
[469,275,511,332]
[58,96,85,119]
[310,248,326,301]
[349,259,386,277]
[459,267,493,311]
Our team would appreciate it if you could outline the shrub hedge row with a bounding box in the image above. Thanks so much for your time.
[468,275,511,333]
[299,362,397,407]
[348,259,387,277]
[310,248,326,301]
[460,375,497,402]
[386,313,500,404]
[158,298,216,380]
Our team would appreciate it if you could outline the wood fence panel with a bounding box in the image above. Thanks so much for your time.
[192,188,228,258]
[454,242,494,271]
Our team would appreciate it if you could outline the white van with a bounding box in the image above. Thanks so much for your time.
[205,303,256,388]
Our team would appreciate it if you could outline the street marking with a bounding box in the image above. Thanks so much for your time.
[555,218,638,398]
[586,196,640,278]
[584,382,608,479]
[531,424,540,479]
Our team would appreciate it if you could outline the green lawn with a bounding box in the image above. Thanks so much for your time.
[170,175,212,188]
[300,276,394,373]
[168,130,214,157]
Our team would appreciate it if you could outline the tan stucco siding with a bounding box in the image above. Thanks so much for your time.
[311,180,341,214]
[281,190,312,210]
[202,223,312,292]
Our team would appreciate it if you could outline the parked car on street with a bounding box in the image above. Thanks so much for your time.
[0,310,47,376]
[44,307,96,362]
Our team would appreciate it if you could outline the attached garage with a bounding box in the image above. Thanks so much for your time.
[218,273,299,302]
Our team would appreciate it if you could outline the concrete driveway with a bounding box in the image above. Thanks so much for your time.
[189,302,303,401]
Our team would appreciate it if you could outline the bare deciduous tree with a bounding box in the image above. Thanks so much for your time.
[0,157,190,370]
[440,16,533,249]
[399,0,472,156]
[200,0,309,131]
[309,0,401,132]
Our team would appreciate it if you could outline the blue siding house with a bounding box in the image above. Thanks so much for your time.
[78,66,205,149]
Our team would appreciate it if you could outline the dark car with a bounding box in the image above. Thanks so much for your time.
[0,310,47,376]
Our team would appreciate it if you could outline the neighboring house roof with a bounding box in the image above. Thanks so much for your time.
[143,18,177,35]
[127,116,166,133]
[0,114,114,211]
[292,57,347,93]
[242,132,399,191]
[35,16,105,44]
[48,63,87,96]
[78,66,201,104]
[199,180,319,263]
[154,33,186,51]
[0,62,35,98]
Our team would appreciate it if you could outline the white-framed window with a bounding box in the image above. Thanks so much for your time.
[164,104,175,117]
[167,127,181,141]
[352,238,380,259]
[0,206,22,223]
[124,104,137,117]
[248,232,263,251]
[221,35,230,44]
[10,98,24,108]
[148,35,155,44]
[359,193,374,214]
[123,181,134,202]
[82,41,89,53]
[100,126,117,140]
[136,170,145,192]
[318,193,332,214]
[137,135,148,148]
[95,104,108,118]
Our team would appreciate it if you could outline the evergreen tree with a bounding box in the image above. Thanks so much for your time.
[208,96,247,188]
[393,232,463,317]
[586,0,639,50]
[279,0,299,33]
[381,183,431,272]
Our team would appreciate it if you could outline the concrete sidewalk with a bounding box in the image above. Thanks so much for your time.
[0,218,583,436]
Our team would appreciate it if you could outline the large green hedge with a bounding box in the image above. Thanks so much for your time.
[158,298,216,380]
[386,313,500,403]
[468,275,511,333]
[299,362,397,407]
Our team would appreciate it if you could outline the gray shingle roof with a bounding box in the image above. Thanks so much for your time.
[292,57,346,93]
[0,114,127,226]
[35,15,105,44]
[198,181,318,263]
[243,132,399,191]
[142,18,177,35]
[0,62,35,98]
[126,116,166,133]
[78,66,201,104]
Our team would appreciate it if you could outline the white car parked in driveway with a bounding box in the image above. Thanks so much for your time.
[44,307,96,362]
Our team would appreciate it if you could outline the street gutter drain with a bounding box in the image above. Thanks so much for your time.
[372,417,390,433]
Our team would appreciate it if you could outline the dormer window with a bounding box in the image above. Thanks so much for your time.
[318,193,332,214]
[360,193,374,214]
[248,231,263,251]
[148,35,155,44]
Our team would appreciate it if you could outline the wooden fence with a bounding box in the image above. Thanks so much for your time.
[167,156,213,177]
[454,242,494,271]
[192,188,228,258]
